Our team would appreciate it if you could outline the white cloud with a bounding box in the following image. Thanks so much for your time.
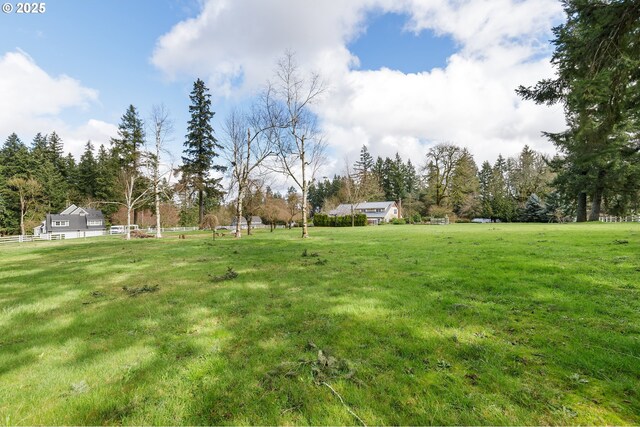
[152,0,567,173]
[0,50,114,158]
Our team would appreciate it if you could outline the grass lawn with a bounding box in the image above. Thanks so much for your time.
[0,223,639,425]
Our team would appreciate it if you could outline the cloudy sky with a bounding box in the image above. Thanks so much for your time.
[0,0,567,177]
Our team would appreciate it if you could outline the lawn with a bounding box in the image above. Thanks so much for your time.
[0,223,639,425]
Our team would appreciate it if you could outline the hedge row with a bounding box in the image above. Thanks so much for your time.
[313,213,367,227]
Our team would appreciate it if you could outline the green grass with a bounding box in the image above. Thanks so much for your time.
[1,223,639,425]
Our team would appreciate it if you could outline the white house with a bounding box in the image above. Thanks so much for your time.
[328,201,400,225]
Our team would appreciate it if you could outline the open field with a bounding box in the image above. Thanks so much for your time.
[0,223,639,425]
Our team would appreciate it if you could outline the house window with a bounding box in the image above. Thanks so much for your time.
[87,220,102,226]
[52,220,69,227]
[393,209,397,214]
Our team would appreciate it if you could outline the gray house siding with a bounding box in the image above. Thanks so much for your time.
[36,204,106,236]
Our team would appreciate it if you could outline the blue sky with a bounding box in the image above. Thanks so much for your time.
[0,0,565,174]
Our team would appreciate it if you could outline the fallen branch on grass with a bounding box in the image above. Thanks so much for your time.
[322,382,367,427]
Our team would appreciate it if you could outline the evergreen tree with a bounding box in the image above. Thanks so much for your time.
[48,131,65,165]
[389,153,408,214]
[30,133,49,163]
[478,161,494,219]
[491,155,518,221]
[77,141,98,199]
[181,78,225,225]
[354,145,374,181]
[29,133,69,214]
[111,105,146,224]
[372,156,385,190]
[544,191,571,222]
[95,144,119,218]
[521,194,547,223]
[111,105,146,171]
[517,1,640,221]
[1,133,31,179]
[0,165,8,233]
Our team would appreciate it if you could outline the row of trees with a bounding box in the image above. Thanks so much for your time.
[0,51,328,238]
[307,143,561,224]
[2,6,639,236]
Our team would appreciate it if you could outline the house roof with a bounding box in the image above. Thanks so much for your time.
[60,204,78,215]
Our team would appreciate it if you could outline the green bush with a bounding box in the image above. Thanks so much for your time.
[313,213,366,227]
[391,218,407,225]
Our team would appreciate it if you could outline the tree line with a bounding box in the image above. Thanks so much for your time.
[0,51,327,238]
[307,143,564,223]
[2,2,639,237]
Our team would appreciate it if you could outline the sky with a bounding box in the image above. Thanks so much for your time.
[0,0,567,180]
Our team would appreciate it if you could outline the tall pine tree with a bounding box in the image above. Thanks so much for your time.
[111,105,146,224]
[517,1,640,220]
[181,78,225,225]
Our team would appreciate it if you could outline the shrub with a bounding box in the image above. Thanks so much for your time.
[391,218,407,225]
[313,213,366,227]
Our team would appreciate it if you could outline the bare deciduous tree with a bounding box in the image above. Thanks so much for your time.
[267,51,326,238]
[149,104,174,238]
[118,169,153,240]
[222,106,273,238]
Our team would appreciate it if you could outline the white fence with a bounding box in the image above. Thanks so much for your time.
[430,216,450,225]
[1,226,200,245]
[0,233,65,244]
[144,226,199,233]
[599,215,640,223]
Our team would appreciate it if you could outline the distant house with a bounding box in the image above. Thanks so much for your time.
[328,201,399,225]
[230,216,265,229]
[33,204,107,239]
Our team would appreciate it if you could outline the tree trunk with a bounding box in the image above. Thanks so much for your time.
[576,192,587,222]
[126,206,132,240]
[301,185,309,238]
[155,189,162,238]
[301,147,309,238]
[589,187,603,221]
[351,205,355,227]
[247,217,252,236]
[198,189,205,227]
[235,187,245,238]
[133,208,138,226]
[19,198,25,236]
